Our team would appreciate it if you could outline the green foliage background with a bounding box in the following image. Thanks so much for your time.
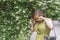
[0,0,60,40]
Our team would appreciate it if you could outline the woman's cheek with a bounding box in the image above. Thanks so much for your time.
[36,19,39,21]
[37,19,41,21]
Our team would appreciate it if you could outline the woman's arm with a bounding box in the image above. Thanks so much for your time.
[44,18,53,29]
[29,19,35,32]
[40,16,53,29]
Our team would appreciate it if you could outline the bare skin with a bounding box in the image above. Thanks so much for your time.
[39,16,53,29]
[30,16,53,32]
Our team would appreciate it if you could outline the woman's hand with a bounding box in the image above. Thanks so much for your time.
[39,16,53,29]
[30,18,35,32]
[39,16,45,20]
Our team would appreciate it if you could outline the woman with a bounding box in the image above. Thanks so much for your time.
[30,10,53,40]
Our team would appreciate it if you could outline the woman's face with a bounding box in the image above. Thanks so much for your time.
[34,14,43,22]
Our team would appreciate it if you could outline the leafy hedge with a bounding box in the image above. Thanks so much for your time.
[0,0,60,40]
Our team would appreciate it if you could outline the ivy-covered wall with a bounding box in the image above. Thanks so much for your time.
[0,0,60,40]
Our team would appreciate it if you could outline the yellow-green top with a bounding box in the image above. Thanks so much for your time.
[34,20,51,40]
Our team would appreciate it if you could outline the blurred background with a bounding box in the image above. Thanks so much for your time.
[0,0,60,40]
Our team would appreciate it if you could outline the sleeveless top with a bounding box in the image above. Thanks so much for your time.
[34,20,51,40]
